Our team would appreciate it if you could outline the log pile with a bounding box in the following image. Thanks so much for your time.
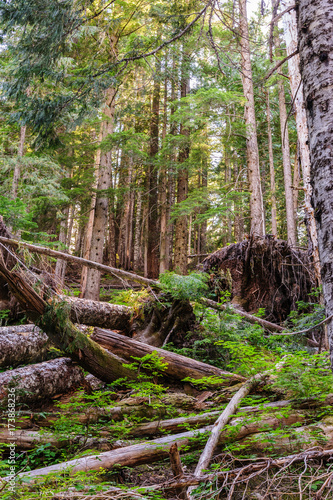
[0,231,332,499]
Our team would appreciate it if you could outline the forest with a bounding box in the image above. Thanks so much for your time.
[0,0,333,498]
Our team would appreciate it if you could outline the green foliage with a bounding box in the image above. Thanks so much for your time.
[159,271,209,301]
[272,351,333,399]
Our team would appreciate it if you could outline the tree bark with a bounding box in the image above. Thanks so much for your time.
[276,36,297,246]
[146,60,161,279]
[0,358,84,405]
[266,91,278,236]
[90,327,245,384]
[63,296,132,330]
[84,76,117,300]
[281,0,321,284]
[297,0,333,368]
[174,50,190,275]
[0,327,50,368]
[239,0,265,236]
[17,412,304,481]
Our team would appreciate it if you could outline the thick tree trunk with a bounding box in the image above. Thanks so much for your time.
[0,358,84,405]
[174,54,190,275]
[239,0,265,236]
[63,296,132,330]
[266,91,278,236]
[17,412,304,481]
[133,178,143,271]
[281,0,321,284]
[84,81,117,300]
[80,136,101,296]
[0,327,49,368]
[90,327,245,384]
[297,0,333,368]
[147,61,161,279]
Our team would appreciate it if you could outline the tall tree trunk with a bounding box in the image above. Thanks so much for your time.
[282,0,321,284]
[266,91,278,236]
[54,207,69,285]
[297,0,333,367]
[12,125,26,199]
[80,136,101,296]
[276,36,297,246]
[239,0,265,236]
[174,53,189,275]
[84,83,117,300]
[146,62,161,279]
[159,69,169,275]
[133,177,143,271]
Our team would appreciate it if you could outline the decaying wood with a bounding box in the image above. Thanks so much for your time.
[0,358,84,405]
[200,297,283,332]
[0,327,50,368]
[0,429,112,451]
[187,366,275,498]
[0,262,148,384]
[140,448,333,492]
[63,296,132,331]
[91,327,245,385]
[17,411,305,481]
[169,443,188,500]
[0,236,159,288]
[202,237,315,323]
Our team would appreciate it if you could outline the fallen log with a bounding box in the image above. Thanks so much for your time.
[188,362,281,498]
[90,327,245,385]
[0,429,112,451]
[0,327,50,368]
[0,358,84,405]
[0,262,152,384]
[63,296,132,331]
[200,298,284,333]
[0,236,159,289]
[16,411,305,481]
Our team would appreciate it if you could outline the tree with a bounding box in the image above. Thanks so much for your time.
[238,0,265,236]
[297,0,333,367]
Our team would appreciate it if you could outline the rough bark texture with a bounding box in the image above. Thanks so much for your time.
[91,327,245,385]
[147,61,161,279]
[202,236,315,323]
[174,52,189,275]
[63,296,132,331]
[17,412,305,481]
[85,79,117,300]
[0,358,84,405]
[276,35,297,246]
[239,0,265,236]
[0,327,50,368]
[281,0,321,284]
[297,0,333,367]
[266,91,278,236]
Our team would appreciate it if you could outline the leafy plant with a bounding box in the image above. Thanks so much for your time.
[159,271,209,301]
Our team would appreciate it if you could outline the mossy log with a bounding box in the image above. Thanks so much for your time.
[17,412,305,481]
[0,358,85,405]
[91,327,245,385]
